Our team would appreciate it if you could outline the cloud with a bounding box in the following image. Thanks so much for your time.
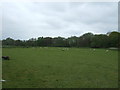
[2,2,118,40]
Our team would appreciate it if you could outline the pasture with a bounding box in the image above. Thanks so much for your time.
[0,48,2,89]
[2,47,118,88]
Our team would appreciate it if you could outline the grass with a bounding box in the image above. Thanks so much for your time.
[0,48,2,89]
[2,47,118,88]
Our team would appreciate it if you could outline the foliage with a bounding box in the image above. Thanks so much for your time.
[2,31,120,48]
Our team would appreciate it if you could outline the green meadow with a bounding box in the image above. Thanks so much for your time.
[2,47,118,88]
[0,48,2,89]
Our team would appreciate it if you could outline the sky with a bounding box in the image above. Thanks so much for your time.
[2,2,118,40]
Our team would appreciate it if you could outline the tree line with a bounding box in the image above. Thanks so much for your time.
[2,31,120,48]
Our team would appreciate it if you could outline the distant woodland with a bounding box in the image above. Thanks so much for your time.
[1,31,120,48]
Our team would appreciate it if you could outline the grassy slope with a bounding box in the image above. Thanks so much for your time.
[0,48,2,89]
[2,47,118,88]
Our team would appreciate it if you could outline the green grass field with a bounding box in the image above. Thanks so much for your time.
[0,48,2,89]
[2,47,118,88]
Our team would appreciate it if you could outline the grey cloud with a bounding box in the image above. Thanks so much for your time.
[1,2,118,40]
[63,2,118,24]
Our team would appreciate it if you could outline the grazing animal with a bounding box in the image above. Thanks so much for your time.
[2,56,10,60]
[62,49,65,51]
[106,50,109,52]
[0,79,6,82]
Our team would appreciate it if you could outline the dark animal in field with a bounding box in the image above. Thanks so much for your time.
[2,56,10,60]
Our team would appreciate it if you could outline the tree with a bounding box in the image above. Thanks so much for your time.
[2,31,120,48]
[90,34,109,48]
[67,36,79,47]
[2,37,15,46]
[37,37,44,46]
[52,37,66,47]
[78,33,93,47]
[14,40,23,46]
[108,31,120,47]
[26,38,37,47]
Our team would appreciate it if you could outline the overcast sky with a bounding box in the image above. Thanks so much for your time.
[2,2,118,40]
